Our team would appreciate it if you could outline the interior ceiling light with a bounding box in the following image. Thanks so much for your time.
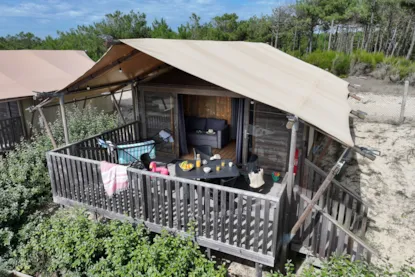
[119,68,123,73]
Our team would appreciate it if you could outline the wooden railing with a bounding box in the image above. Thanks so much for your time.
[46,150,285,267]
[295,159,374,261]
[54,121,140,161]
[0,117,24,152]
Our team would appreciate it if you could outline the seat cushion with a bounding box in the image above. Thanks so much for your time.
[206,118,226,131]
[186,117,207,131]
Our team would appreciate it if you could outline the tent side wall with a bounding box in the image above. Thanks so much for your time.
[21,93,114,136]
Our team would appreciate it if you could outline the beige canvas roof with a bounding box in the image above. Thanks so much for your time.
[55,39,354,146]
[0,50,95,101]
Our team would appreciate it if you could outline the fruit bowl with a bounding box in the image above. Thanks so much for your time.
[179,161,194,172]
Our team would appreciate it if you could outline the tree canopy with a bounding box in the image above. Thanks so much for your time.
[2,0,415,61]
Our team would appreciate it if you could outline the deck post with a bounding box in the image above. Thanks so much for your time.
[59,95,70,146]
[255,263,263,277]
[286,116,298,205]
[280,116,298,269]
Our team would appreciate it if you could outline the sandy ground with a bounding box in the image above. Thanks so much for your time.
[347,76,415,124]
[343,122,415,267]
[339,77,415,267]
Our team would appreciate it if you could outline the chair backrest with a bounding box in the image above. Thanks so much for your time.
[193,145,213,160]
[220,176,238,187]
[140,153,152,170]
[246,154,259,173]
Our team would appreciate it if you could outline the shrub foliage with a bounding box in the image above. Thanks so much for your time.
[271,257,415,277]
[15,209,226,277]
[0,105,118,259]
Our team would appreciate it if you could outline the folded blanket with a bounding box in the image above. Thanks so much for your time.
[100,161,129,197]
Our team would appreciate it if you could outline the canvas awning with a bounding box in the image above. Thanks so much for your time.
[0,50,95,101]
[50,39,354,146]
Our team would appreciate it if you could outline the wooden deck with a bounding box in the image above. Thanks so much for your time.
[182,141,237,161]
[47,121,374,267]
[48,150,285,266]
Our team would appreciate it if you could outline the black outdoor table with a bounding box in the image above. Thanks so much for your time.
[175,159,239,180]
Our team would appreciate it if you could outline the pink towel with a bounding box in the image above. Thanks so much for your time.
[100,161,129,197]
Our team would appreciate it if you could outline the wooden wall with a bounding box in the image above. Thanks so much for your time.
[251,102,303,173]
[183,95,232,125]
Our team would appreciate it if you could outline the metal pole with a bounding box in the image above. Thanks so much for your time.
[59,95,70,145]
[399,80,409,124]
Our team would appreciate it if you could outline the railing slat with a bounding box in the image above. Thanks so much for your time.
[183,182,189,231]
[160,178,166,226]
[139,174,147,220]
[253,199,261,252]
[245,196,252,250]
[236,195,243,247]
[154,179,160,225]
[205,187,211,238]
[262,200,270,254]
[213,189,219,241]
[220,190,226,243]
[229,192,235,246]
[131,172,140,218]
[167,179,173,228]
[146,176,153,222]
[197,185,203,236]
[175,181,181,230]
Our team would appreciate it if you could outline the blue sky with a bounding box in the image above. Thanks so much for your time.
[0,0,292,38]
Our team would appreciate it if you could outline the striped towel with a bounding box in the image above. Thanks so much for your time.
[100,161,129,197]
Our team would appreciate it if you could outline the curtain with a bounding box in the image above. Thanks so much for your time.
[177,94,188,155]
[235,99,245,164]
[231,99,238,140]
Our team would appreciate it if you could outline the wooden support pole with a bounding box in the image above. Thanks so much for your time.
[255,263,263,277]
[111,92,126,124]
[38,107,57,149]
[286,116,299,204]
[59,95,70,146]
[399,80,409,124]
[288,147,350,241]
[17,100,27,138]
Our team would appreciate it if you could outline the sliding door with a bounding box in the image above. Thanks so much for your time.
[141,91,177,155]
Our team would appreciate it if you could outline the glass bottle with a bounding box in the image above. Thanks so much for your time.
[196,154,201,168]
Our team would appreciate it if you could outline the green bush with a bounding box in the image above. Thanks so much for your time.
[332,53,351,76]
[0,105,118,261]
[384,56,415,79]
[302,50,337,71]
[271,256,415,277]
[15,209,227,277]
[352,50,384,69]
